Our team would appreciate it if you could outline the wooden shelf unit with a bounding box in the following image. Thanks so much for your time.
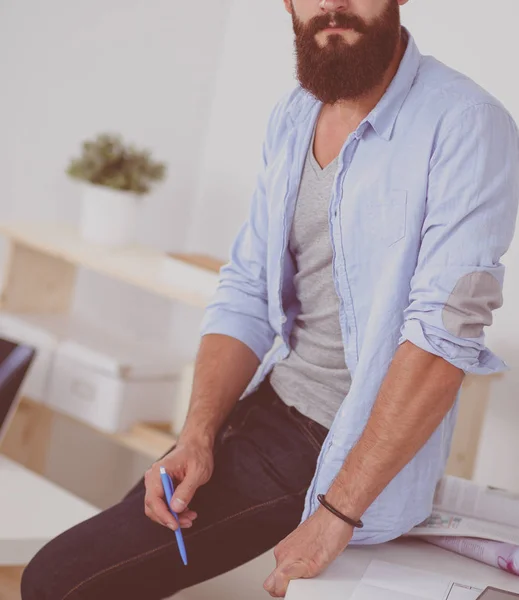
[0,221,207,472]
[0,221,219,309]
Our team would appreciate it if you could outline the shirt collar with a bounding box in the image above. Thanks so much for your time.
[365,29,421,141]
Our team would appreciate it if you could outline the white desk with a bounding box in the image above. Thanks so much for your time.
[0,455,99,565]
[287,538,519,599]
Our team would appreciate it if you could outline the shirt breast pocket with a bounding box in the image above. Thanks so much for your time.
[367,189,407,247]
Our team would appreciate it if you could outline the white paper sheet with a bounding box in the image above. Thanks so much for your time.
[445,583,484,600]
[349,560,482,600]
[433,477,519,528]
[408,476,519,546]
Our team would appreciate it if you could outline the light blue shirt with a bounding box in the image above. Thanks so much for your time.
[200,33,519,544]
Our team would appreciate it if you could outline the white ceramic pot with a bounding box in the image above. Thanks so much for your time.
[79,183,139,247]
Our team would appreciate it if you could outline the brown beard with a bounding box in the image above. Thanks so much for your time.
[292,1,401,104]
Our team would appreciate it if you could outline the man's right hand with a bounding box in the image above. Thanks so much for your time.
[144,438,214,531]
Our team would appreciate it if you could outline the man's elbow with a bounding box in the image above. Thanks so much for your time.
[398,340,465,383]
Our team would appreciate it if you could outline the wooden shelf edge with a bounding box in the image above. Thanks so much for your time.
[0,222,216,309]
[112,422,176,459]
[2,398,176,466]
[0,566,24,598]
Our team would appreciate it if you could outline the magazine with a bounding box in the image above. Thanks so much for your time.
[406,476,519,575]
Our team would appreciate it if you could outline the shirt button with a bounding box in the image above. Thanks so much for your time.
[280,316,287,325]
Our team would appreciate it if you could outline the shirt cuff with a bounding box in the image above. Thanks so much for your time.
[200,309,275,362]
[400,318,508,375]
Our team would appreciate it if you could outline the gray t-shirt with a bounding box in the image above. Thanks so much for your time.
[270,138,352,430]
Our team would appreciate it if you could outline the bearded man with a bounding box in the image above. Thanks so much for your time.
[22,1,519,599]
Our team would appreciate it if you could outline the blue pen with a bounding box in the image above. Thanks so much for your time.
[159,466,188,566]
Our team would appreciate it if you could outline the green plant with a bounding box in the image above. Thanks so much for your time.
[67,133,167,195]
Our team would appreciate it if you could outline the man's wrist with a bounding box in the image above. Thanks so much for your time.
[316,504,355,537]
[324,485,365,524]
[178,422,216,449]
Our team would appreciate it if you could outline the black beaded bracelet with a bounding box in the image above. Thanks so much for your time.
[317,494,364,529]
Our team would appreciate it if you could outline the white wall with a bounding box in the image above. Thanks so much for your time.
[0,0,231,244]
[185,0,296,259]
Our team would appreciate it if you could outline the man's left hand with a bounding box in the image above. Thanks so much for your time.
[263,506,354,598]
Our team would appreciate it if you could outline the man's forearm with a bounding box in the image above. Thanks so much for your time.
[326,341,465,521]
[179,334,260,447]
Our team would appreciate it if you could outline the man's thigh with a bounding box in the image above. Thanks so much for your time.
[21,383,326,600]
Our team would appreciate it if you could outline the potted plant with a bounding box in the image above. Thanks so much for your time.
[67,133,167,247]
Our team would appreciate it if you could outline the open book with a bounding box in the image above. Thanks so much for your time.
[406,476,519,575]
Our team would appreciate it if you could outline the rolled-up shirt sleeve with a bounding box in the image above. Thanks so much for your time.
[199,108,279,362]
[400,103,519,374]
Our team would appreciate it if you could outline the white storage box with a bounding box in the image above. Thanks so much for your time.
[0,312,66,403]
[46,319,182,433]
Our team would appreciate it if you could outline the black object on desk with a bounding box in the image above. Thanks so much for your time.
[0,337,35,442]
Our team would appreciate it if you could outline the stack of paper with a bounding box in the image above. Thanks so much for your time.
[407,476,519,575]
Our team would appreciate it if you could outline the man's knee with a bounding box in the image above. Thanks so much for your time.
[21,549,51,600]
